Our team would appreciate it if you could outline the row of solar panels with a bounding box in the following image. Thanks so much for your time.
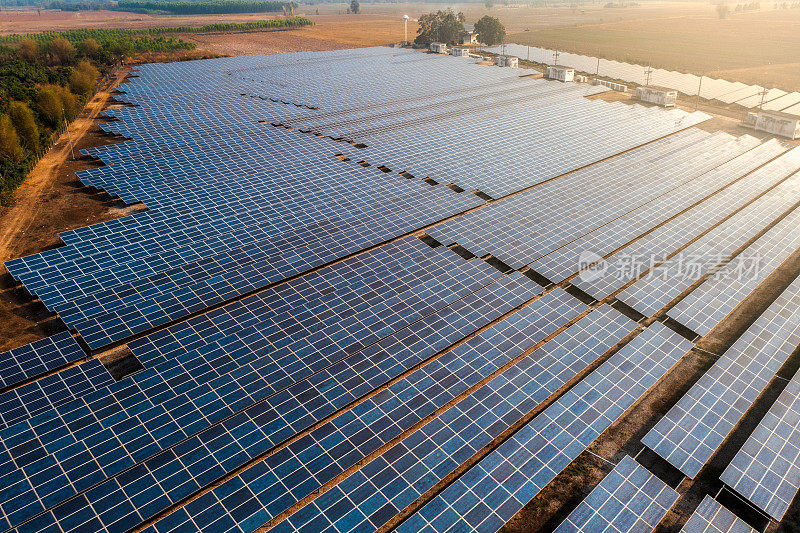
[2,47,800,533]
[482,44,800,116]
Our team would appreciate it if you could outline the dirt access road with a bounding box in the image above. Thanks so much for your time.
[0,68,129,266]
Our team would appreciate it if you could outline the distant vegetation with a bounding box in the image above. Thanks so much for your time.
[474,15,505,45]
[44,0,297,14]
[414,8,465,46]
[0,18,313,48]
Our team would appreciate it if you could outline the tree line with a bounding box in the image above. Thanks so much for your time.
[413,9,505,47]
[46,0,297,15]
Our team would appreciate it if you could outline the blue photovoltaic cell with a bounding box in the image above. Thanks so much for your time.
[146,288,589,533]
[554,455,678,533]
[681,496,756,533]
[721,369,800,520]
[396,323,692,533]
[0,332,86,389]
[273,305,636,533]
[643,274,800,478]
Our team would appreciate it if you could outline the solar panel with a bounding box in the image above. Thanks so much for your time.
[0,332,86,389]
[681,496,757,533]
[643,274,800,478]
[721,369,800,520]
[554,455,678,533]
[273,305,635,533]
[396,323,692,533]
[565,139,788,298]
[0,358,114,430]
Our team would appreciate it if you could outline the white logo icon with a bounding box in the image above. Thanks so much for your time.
[577,250,607,282]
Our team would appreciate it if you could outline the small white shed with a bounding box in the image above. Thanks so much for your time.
[546,66,575,82]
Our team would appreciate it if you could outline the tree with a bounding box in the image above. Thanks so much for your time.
[70,60,99,96]
[80,38,102,58]
[349,0,359,13]
[54,85,78,121]
[8,102,39,154]
[716,3,730,17]
[0,115,23,163]
[37,85,64,127]
[49,37,75,65]
[17,38,40,62]
[414,9,465,46]
[474,15,505,45]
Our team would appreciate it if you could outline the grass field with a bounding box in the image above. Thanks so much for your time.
[501,4,800,90]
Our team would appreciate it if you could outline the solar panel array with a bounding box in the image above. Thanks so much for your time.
[618,146,800,318]
[482,44,800,116]
[1,46,797,533]
[0,332,86,389]
[272,305,636,533]
[554,455,678,533]
[681,496,757,533]
[643,274,800,478]
[721,368,800,520]
[666,201,800,336]
[396,323,692,533]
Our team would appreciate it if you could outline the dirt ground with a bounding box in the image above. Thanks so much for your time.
[184,29,352,55]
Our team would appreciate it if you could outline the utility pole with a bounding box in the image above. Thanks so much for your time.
[553,49,560,66]
[403,14,408,44]
[695,76,703,111]
[644,62,653,86]
[527,45,530,61]
[758,82,768,111]
[595,56,600,75]
[63,110,75,160]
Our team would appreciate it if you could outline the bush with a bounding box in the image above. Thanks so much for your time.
[55,85,78,121]
[70,60,98,95]
[8,101,39,154]
[0,115,23,163]
[36,85,64,127]
[49,37,75,65]
[17,38,39,62]
[80,38,102,58]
